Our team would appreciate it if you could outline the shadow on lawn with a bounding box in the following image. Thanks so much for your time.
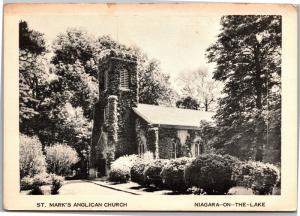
[129,185,165,192]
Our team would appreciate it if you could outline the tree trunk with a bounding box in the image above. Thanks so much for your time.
[204,99,208,111]
[253,43,264,161]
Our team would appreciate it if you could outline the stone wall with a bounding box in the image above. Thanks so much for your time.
[157,128,201,159]
[90,51,138,177]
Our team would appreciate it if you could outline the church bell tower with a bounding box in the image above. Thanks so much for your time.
[89,50,138,178]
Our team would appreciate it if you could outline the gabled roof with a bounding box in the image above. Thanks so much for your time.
[132,103,215,130]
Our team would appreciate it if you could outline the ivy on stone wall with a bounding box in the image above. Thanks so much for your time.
[107,95,118,146]
[147,126,159,158]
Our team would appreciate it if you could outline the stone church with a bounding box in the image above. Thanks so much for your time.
[89,51,214,178]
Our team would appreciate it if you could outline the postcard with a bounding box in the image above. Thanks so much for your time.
[3,3,298,211]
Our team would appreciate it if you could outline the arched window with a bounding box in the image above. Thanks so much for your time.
[171,139,178,159]
[120,69,129,89]
[138,143,145,156]
[194,140,204,156]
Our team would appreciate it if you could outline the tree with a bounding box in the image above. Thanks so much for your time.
[206,15,281,161]
[176,96,200,110]
[176,67,221,111]
[137,58,178,106]
[51,28,99,119]
[19,21,53,138]
[52,28,98,78]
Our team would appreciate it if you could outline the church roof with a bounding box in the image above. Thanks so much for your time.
[132,103,215,130]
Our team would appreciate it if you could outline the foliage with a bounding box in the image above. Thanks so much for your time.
[184,154,238,194]
[206,15,281,161]
[19,134,47,178]
[109,155,139,183]
[52,28,98,77]
[143,159,169,188]
[52,102,93,154]
[176,96,200,110]
[20,173,64,195]
[19,21,52,138]
[160,157,193,192]
[176,67,221,111]
[232,160,280,195]
[198,120,217,153]
[49,174,64,194]
[137,57,178,106]
[20,176,34,190]
[130,160,147,186]
[142,151,154,161]
[146,128,158,156]
[19,21,46,55]
[107,96,118,145]
[45,144,79,176]
[130,152,154,186]
[47,28,98,167]
[20,172,51,194]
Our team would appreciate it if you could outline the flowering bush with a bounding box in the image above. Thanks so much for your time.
[184,154,238,194]
[232,161,280,195]
[143,159,169,188]
[45,144,79,176]
[161,157,193,192]
[109,154,139,183]
[19,134,47,178]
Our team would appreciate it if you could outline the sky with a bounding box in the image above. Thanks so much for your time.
[21,12,222,89]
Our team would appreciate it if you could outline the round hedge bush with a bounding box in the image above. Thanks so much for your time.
[232,160,280,195]
[130,159,147,186]
[130,152,154,186]
[143,159,169,188]
[109,155,139,183]
[184,154,238,194]
[160,157,193,192]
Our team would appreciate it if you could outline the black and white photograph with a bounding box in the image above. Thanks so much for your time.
[3,3,298,211]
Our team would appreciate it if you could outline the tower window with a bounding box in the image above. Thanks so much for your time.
[119,69,129,89]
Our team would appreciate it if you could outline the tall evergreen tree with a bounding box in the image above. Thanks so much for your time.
[206,15,281,161]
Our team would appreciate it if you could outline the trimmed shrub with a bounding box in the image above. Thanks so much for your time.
[20,172,51,194]
[45,144,79,176]
[232,161,280,195]
[130,152,154,186]
[20,173,64,195]
[143,159,169,188]
[49,174,64,194]
[109,154,139,183]
[20,176,34,191]
[184,154,238,194]
[19,134,47,178]
[161,157,193,192]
